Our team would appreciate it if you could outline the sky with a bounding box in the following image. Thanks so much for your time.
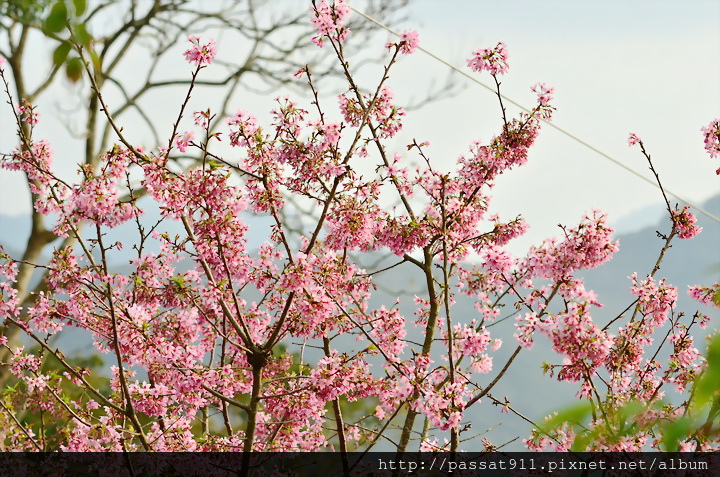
[1,0,719,254]
[384,0,720,251]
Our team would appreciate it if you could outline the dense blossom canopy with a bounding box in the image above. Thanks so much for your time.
[0,0,717,459]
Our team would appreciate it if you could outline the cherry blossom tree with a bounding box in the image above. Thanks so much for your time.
[0,0,413,388]
[0,0,718,469]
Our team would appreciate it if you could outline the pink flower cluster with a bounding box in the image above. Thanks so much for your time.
[227,109,261,148]
[2,139,53,196]
[325,196,381,251]
[630,273,678,326]
[183,35,216,66]
[367,306,407,361]
[522,210,619,282]
[671,205,701,239]
[530,82,556,120]
[688,283,720,309]
[700,118,720,174]
[467,42,509,76]
[450,322,494,372]
[0,247,20,322]
[627,132,642,146]
[17,99,39,125]
[338,86,405,138]
[46,147,140,236]
[386,29,420,55]
[174,131,194,153]
[666,325,701,391]
[310,0,351,47]
[531,82,554,106]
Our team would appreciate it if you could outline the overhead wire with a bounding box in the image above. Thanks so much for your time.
[350,5,720,225]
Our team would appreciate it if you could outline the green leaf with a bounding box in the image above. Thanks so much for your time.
[543,402,593,431]
[43,1,67,33]
[4,0,47,23]
[570,432,592,452]
[617,400,644,429]
[89,48,102,73]
[72,0,86,16]
[65,56,83,82]
[541,362,551,376]
[661,417,693,451]
[73,22,92,46]
[52,41,71,66]
[693,334,720,407]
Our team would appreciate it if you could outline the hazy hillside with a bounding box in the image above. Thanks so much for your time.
[363,194,720,449]
[583,194,720,317]
[1,193,718,450]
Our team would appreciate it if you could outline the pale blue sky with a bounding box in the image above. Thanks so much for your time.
[384,0,720,251]
[1,0,718,253]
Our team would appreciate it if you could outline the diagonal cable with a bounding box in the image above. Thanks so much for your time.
[350,5,720,225]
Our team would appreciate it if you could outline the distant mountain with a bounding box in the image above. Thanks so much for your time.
[1,193,718,450]
[362,193,720,450]
[583,193,720,323]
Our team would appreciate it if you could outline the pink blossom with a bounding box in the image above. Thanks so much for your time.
[227,110,260,147]
[671,205,701,239]
[628,132,641,146]
[54,147,140,234]
[701,118,720,161]
[688,283,720,309]
[25,375,48,392]
[531,82,554,105]
[522,210,618,282]
[317,122,341,148]
[467,42,509,76]
[471,354,493,374]
[515,313,538,348]
[183,36,216,66]
[338,85,405,138]
[679,441,696,452]
[0,55,5,69]
[174,131,194,153]
[666,328,701,391]
[630,273,678,326]
[194,110,211,128]
[420,438,444,452]
[310,0,351,47]
[0,248,18,283]
[451,322,491,360]
[0,269,20,320]
[387,29,419,55]
[2,139,54,197]
[17,99,40,125]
